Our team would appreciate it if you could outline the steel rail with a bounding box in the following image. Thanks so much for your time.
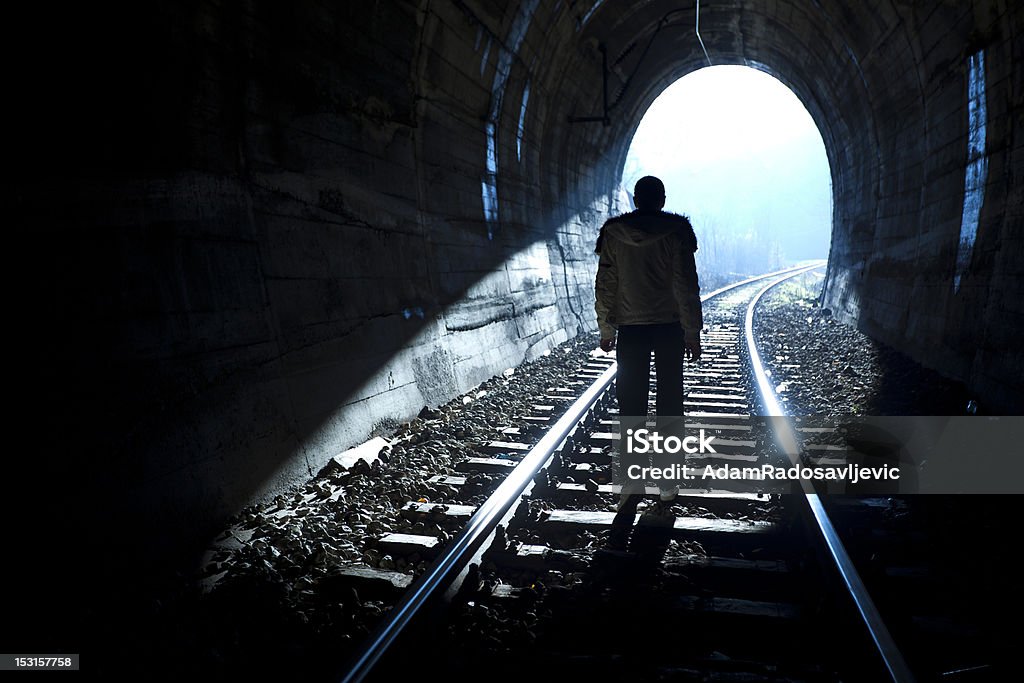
[341,362,617,683]
[701,261,825,301]
[744,266,916,683]
[339,263,829,683]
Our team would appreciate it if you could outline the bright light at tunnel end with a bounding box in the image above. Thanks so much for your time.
[623,65,833,278]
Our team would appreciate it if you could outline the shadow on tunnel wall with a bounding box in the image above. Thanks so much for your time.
[14,159,607,664]
[23,201,597,644]
[5,0,618,655]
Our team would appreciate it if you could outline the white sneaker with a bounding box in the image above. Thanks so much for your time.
[659,485,678,503]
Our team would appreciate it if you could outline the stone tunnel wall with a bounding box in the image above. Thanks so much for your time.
[9,0,1022,574]
[11,1,617,566]
[808,1,1023,414]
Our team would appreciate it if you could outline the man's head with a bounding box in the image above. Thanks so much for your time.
[633,176,666,211]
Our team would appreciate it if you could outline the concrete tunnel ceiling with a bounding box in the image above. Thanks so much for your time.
[525,1,873,215]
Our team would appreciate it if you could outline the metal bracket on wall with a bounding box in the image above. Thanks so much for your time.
[568,43,610,125]
[567,3,715,127]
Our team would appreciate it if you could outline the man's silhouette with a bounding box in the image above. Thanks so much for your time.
[595,176,702,543]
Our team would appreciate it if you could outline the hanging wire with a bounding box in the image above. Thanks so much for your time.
[579,2,713,122]
[696,0,714,67]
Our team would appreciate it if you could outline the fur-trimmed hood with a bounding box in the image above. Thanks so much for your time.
[596,210,697,253]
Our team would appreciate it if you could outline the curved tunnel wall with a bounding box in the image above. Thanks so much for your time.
[557,0,1022,412]
[13,1,1021,568]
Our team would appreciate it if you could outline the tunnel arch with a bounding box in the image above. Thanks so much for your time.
[617,64,835,278]
[21,0,1018,571]
[530,2,891,296]
[488,0,1017,408]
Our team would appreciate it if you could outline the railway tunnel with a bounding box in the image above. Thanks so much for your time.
[6,0,1022,669]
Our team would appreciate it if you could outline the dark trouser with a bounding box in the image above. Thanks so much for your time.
[616,322,685,419]
[610,323,686,547]
[615,323,686,494]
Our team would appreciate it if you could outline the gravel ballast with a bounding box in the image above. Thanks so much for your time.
[753,270,972,416]
[122,333,604,679]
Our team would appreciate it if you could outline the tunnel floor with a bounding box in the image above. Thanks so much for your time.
[90,282,997,680]
[753,274,972,415]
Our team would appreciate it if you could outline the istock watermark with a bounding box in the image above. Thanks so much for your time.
[624,428,716,454]
[610,416,1024,495]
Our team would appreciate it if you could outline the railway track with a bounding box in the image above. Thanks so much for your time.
[339,262,918,683]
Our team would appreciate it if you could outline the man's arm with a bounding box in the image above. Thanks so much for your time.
[672,231,703,361]
[595,233,618,351]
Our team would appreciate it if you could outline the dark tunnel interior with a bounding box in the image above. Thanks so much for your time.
[4,0,1021,668]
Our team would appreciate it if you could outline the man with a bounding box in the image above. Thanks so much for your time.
[595,176,702,538]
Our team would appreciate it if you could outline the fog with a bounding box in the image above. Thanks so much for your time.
[623,66,832,290]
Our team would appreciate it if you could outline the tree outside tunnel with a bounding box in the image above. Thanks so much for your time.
[622,65,832,290]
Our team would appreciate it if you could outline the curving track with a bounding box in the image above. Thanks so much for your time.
[340,262,916,683]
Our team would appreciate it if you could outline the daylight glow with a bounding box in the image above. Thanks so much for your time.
[624,66,832,277]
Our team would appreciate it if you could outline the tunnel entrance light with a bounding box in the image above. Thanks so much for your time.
[623,66,833,289]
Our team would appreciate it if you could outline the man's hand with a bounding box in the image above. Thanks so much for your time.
[684,337,701,362]
[600,336,616,352]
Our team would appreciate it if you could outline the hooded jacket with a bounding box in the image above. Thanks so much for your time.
[594,210,702,341]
